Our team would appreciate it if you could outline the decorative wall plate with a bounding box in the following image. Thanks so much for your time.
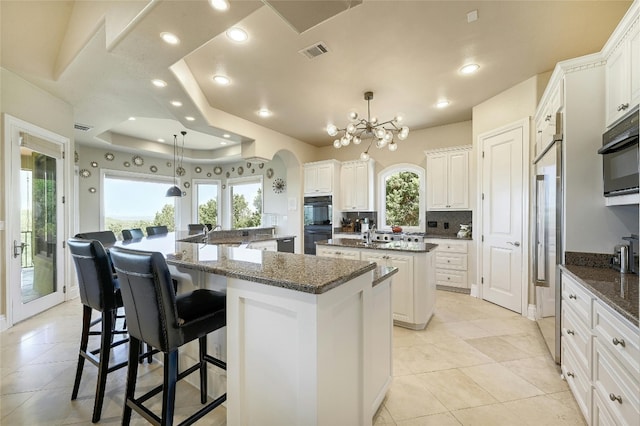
[214,166,222,175]
[195,166,202,173]
[80,169,91,178]
[272,178,286,193]
[105,153,115,161]
[251,169,255,173]
[184,181,191,188]
[266,168,274,179]
[207,172,212,177]
[259,163,264,169]
[167,162,172,167]
[176,166,186,176]
[226,171,230,178]
[150,165,158,173]
[246,162,252,168]
[89,187,97,193]
[90,161,98,168]
[74,151,79,163]
[133,155,144,166]
[124,161,131,167]
[231,167,235,172]
[237,166,244,175]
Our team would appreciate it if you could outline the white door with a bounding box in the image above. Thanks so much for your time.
[480,124,526,313]
[5,116,67,323]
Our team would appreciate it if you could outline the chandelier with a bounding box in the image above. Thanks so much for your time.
[327,91,409,161]
[166,131,186,197]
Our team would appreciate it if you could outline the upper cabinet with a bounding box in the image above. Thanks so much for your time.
[425,146,470,210]
[340,159,375,211]
[605,13,639,127]
[304,160,338,195]
[534,79,564,157]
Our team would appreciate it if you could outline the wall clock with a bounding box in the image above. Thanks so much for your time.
[272,178,286,193]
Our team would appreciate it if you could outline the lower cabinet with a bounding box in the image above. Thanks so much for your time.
[560,270,640,426]
[317,245,436,330]
[247,240,278,251]
[426,238,469,289]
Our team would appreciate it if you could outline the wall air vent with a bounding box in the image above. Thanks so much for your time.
[74,123,93,132]
[299,42,330,59]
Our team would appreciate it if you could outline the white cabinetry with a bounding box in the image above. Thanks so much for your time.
[426,147,470,210]
[426,238,469,289]
[315,246,361,261]
[534,79,563,157]
[341,159,374,211]
[304,160,338,195]
[604,14,639,126]
[560,269,640,426]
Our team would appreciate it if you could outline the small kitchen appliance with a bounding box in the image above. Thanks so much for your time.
[457,224,471,239]
[611,244,630,273]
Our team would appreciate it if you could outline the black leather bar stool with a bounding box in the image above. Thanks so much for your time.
[122,228,144,240]
[187,224,206,234]
[75,231,117,245]
[68,238,129,423]
[146,225,168,236]
[109,247,227,426]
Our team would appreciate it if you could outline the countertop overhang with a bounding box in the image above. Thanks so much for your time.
[318,237,438,253]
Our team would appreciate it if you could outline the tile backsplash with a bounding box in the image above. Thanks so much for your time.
[426,210,472,237]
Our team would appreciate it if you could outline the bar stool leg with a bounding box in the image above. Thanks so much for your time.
[92,311,114,423]
[71,305,92,400]
[122,337,141,426]
[199,336,208,404]
[161,351,179,426]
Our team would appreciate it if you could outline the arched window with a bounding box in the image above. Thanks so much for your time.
[378,164,425,232]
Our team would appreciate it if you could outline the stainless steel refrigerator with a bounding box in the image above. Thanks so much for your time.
[533,121,563,364]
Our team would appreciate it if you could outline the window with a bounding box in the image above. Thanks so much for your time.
[103,171,175,237]
[194,180,221,227]
[228,177,263,228]
[378,164,425,231]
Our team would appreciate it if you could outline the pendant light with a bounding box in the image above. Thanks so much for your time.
[166,131,186,197]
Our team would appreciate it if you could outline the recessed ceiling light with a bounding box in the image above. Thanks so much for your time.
[223,134,231,138]
[157,138,165,142]
[436,100,450,108]
[226,27,248,42]
[213,75,231,85]
[128,117,136,121]
[258,108,272,117]
[160,32,180,45]
[170,100,183,107]
[185,116,195,121]
[460,64,480,74]
[209,0,229,11]
[152,79,167,87]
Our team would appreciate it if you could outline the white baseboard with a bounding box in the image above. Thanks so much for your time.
[0,314,8,332]
[526,304,537,321]
[67,286,79,301]
[470,284,480,298]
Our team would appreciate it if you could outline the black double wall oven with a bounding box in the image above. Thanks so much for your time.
[303,196,332,255]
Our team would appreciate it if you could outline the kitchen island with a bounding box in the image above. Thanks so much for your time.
[317,238,438,330]
[114,232,397,425]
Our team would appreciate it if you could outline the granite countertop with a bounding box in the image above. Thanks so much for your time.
[333,231,472,241]
[114,233,374,295]
[180,232,295,245]
[373,266,398,287]
[560,264,638,326]
[318,238,438,253]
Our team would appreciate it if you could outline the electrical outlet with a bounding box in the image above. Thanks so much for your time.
[427,221,437,228]
[444,222,449,229]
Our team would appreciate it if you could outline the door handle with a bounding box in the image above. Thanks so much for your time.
[507,241,521,247]
[13,240,27,258]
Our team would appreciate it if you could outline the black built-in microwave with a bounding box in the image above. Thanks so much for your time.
[598,108,639,197]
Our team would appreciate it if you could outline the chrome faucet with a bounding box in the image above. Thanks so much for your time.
[212,224,222,231]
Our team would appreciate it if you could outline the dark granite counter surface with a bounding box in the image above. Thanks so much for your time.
[333,231,472,241]
[114,232,374,295]
[318,238,438,253]
[560,264,638,327]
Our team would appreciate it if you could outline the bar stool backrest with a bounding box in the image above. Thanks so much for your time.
[188,224,205,234]
[122,228,144,240]
[146,226,168,236]
[68,238,119,312]
[75,231,117,245]
[109,248,181,352]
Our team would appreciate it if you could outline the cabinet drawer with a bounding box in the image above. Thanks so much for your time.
[435,269,467,287]
[592,387,620,426]
[435,240,468,253]
[561,304,591,368]
[435,253,467,270]
[593,301,640,380]
[561,342,591,422]
[593,339,640,426]
[561,274,592,326]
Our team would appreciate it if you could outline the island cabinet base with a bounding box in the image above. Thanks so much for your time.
[225,270,389,426]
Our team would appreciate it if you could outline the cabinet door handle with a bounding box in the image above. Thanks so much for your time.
[566,372,575,378]
[507,241,520,247]
[612,337,626,347]
[609,393,622,404]
[566,329,575,335]
[617,103,630,112]
[545,114,552,122]
[568,294,577,300]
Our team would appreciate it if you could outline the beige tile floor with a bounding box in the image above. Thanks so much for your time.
[0,290,585,425]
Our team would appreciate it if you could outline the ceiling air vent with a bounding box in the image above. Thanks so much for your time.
[299,42,329,59]
[74,123,93,132]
